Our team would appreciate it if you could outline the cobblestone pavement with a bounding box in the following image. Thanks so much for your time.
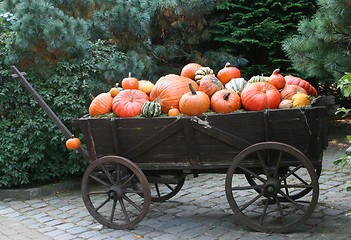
[1,130,350,240]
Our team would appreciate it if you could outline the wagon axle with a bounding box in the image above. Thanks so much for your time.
[263,179,280,197]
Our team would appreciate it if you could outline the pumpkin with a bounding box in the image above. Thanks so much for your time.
[278,99,293,109]
[217,62,241,85]
[248,75,270,84]
[211,89,241,113]
[89,92,113,117]
[138,80,154,94]
[179,83,210,116]
[109,84,120,97]
[280,85,307,100]
[180,63,202,80]
[194,67,214,82]
[122,72,139,89]
[112,89,149,117]
[291,93,311,107]
[198,75,224,97]
[225,78,247,95]
[141,101,162,117]
[66,137,81,150]
[285,75,318,96]
[268,69,285,89]
[149,74,199,113]
[241,82,281,111]
[168,106,180,117]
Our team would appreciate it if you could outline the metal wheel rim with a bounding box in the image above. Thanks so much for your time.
[81,156,151,230]
[225,141,319,233]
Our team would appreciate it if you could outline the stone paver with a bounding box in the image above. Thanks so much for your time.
[0,131,350,239]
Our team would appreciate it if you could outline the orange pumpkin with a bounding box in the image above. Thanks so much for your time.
[179,83,210,116]
[112,89,149,117]
[268,69,285,89]
[122,72,139,89]
[211,89,241,113]
[198,75,224,97]
[149,74,199,113]
[280,85,307,100]
[285,75,318,96]
[180,63,202,80]
[109,84,120,97]
[88,92,113,117]
[65,137,81,150]
[241,82,281,111]
[168,107,180,117]
[217,62,241,85]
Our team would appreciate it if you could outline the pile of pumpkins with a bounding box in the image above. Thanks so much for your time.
[88,62,318,118]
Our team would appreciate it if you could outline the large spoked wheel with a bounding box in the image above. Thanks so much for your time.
[245,164,322,201]
[225,142,319,233]
[81,156,151,230]
[147,174,186,202]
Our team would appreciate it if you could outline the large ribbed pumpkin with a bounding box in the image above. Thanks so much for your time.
[89,92,113,117]
[280,85,307,100]
[285,75,318,96]
[112,89,149,117]
[241,82,281,111]
[149,74,198,113]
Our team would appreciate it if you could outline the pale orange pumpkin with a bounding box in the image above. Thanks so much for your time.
[88,92,113,117]
[149,74,199,113]
[138,80,154,94]
[268,69,285,90]
[217,62,241,85]
[122,72,139,89]
[180,63,202,80]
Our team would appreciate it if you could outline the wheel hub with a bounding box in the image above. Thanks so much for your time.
[263,179,280,197]
[107,185,124,200]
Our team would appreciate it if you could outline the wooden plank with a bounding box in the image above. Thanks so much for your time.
[122,118,183,159]
[181,118,199,165]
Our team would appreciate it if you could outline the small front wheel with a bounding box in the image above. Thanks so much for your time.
[225,142,319,233]
[81,156,151,229]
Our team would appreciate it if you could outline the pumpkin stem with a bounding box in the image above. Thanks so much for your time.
[225,62,231,68]
[129,92,134,101]
[188,83,197,95]
[263,87,267,93]
[128,72,131,78]
[273,69,280,74]
[223,92,231,100]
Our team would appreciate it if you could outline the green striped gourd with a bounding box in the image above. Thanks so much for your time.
[141,101,162,117]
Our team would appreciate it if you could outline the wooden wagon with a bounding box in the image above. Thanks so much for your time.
[13,66,328,233]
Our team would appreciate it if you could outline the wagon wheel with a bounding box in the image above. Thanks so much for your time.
[147,174,186,202]
[244,163,322,201]
[225,142,319,233]
[81,156,151,230]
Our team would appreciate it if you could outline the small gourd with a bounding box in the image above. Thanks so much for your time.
[194,67,214,82]
[141,101,162,117]
[248,75,270,84]
[225,78,247,95]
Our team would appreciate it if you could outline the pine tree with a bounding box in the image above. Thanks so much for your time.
[283,0,351,83]
[211,0,317,77]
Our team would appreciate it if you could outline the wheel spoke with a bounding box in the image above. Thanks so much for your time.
[237,164,266,183]
[165,183,175,191]
[280,184,313,189]
[87,190,108,195]
[274,196,286,225]
[110,200,117,222]
[100,164,115,185]
[273,150,283,179]
[119,199,130,223]
[239,192,264,211]
[89,174,110,187]
[290,171,309,185]
[95,197,110,212]
[123,195,142,212]
[122,173,136,188]
[115,163,121,184]
[155,183,161,197]
[259,198,269,225]
[257,151,270,178]
[231,185,263,191]
[278,190,307,213]
[280,164,303,182]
